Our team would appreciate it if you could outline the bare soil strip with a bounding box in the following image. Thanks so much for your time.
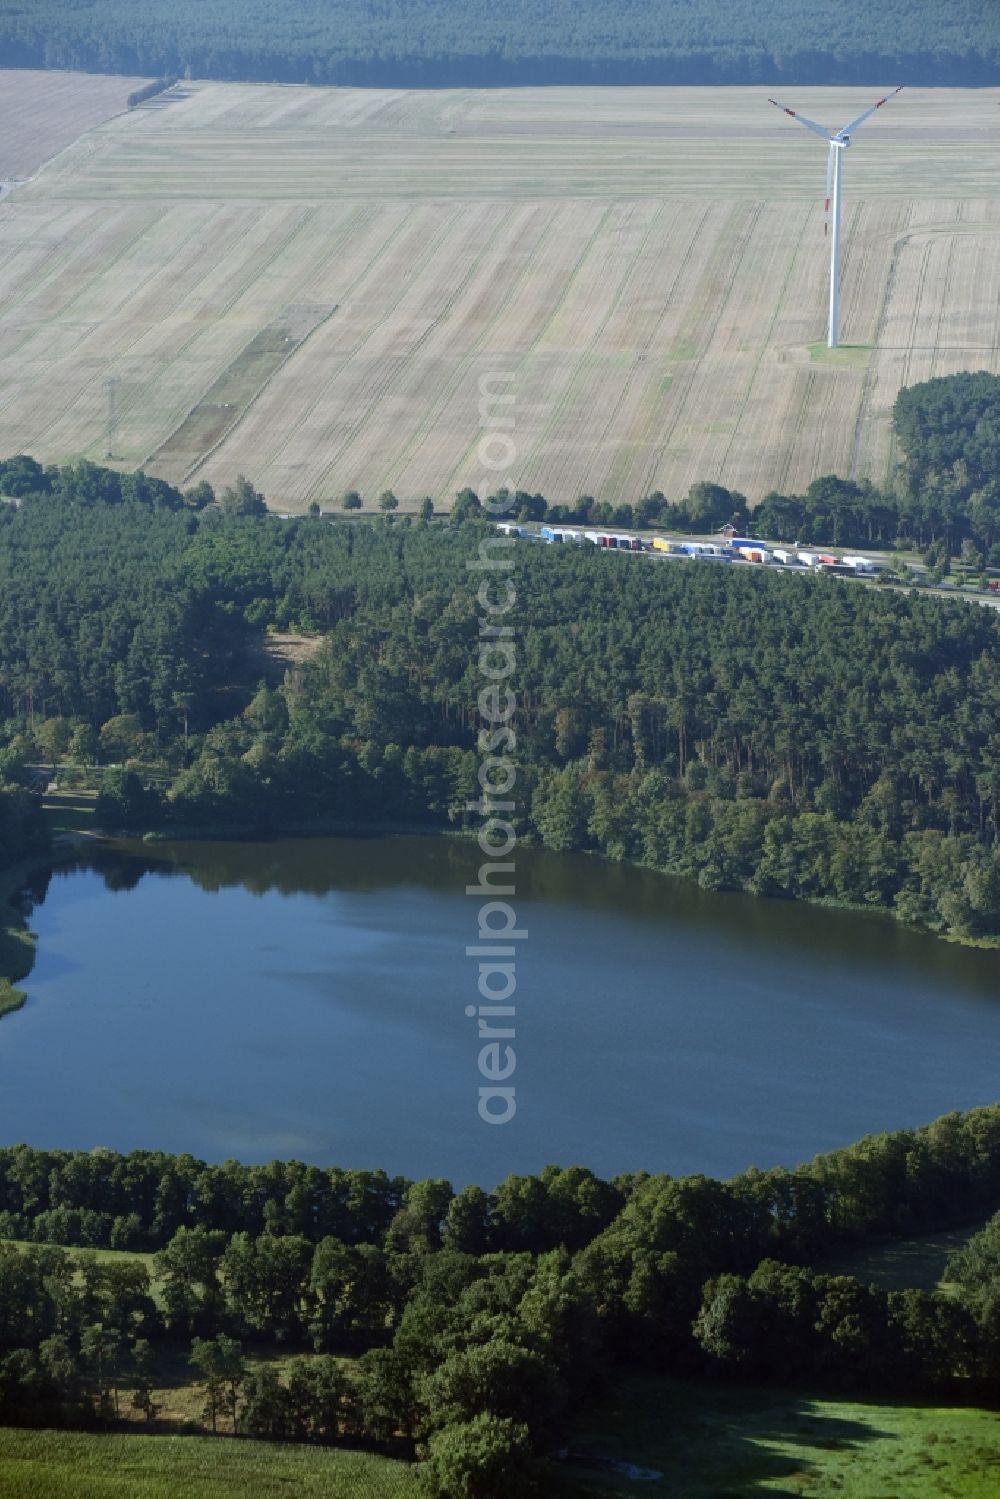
[148,302,337,481]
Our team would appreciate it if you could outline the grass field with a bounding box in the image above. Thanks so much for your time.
[2,80,1000,508]
[565,1374,1000,1497]
[0,1428,413,1498]
[1,1384,996,1499]
[814,1222,983,1294]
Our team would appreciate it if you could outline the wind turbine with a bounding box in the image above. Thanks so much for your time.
[767,87,902,349]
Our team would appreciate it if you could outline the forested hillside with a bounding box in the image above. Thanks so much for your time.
[1,453,1000,943]
[1,0,997,87]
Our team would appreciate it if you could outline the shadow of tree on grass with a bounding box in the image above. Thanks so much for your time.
[559,1374,897,1498]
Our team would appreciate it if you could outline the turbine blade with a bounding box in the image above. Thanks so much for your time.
[767,97,835,142]
[824,148,834,236]
[836,85,903,139]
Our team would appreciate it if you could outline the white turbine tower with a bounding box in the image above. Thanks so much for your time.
[768,87,902,349]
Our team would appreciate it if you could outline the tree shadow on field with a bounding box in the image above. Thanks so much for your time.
[556,1374,896,1498]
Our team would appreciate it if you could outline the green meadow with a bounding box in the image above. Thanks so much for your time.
[0,1429,413,1499]
[564,1375,1000,1498]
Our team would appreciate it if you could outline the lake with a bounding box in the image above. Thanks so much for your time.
[2,835,998,1185]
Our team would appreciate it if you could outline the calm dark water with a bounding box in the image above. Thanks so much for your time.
[2,836,998,1185]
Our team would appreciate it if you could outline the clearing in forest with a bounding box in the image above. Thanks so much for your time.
[2,81,1000,508]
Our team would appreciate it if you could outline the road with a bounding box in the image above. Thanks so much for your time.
[523,527,1000,611]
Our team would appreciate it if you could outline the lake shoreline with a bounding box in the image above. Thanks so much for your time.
[0,809,110,1015]
[1,795,995,1027]
[0,817,470,1021]
[6,830,1000,1184]
[20,803,1000,961]
[133,817,1000,952]
[0,852,62,1016]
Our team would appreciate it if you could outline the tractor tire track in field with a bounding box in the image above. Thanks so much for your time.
[583,203,714,502]
[172,304,342,485]
[931,231,958,384]
[246,203,469,500]
[633,201,765,498]
[0,204,110,328]
[347,200,551,497]
[869,226,935,481]
[639,202,767,491]
[566,204,679,498]
[520,202,666,499]
[717,203,811,487]
[0,204,162,358]
[8,206,232,449]
[300,206,508,502]
[125,205,334,466]
[901,239,933,394]
[368,203,561,497]
[850,206,1000,480]
[849,203,912,480]
[3,199,260,427]
[120,206,326,464]
[451,199,660,499]
[608,202,742,501]
[785,369,819,492]
[280,208,474,499]
[431,201,620,502]
[139,203,377,474]
[0,205,203,449]
[27,204,323,460]
[228,205,445,496]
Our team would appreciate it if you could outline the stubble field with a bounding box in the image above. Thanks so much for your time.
[2,80,1000,509]
[0,70,149,183]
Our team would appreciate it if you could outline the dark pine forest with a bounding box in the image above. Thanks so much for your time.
[1,0,998,88]
[2,374,1000,944]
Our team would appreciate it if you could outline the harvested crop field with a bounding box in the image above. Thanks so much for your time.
[0,70,149,183]
[2,80,1000,508]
